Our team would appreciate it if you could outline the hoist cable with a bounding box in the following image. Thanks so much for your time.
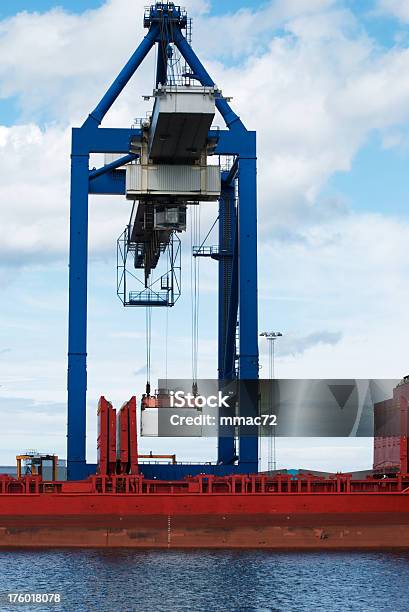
[190,207,195,384]
[165,306,169,389]
[190,205,201,388]
[145,307,152,395]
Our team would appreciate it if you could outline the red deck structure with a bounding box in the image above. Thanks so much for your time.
[116,397,139,476]
[2,391,409,549]
[97,397,117,476]
[1,472,409,548]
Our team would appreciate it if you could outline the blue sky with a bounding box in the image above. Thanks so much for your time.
[0,0,258,18]
[1,0,409,470]
[0,0,104,17]
[325,131,409,215]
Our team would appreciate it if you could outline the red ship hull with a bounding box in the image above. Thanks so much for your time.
[2,480,409,549]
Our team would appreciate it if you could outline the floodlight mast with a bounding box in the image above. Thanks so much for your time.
[260,331,283,471]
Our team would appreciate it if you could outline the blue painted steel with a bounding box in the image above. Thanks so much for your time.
[84,462,257,479]
[84,26,159,128]
[224,216,238,380]
[237,154,259,468]
[218,186,233,375]
[156,46,168,87]
[237,156,258,379]
[67,153,90,481]
[72,127,141,155]
[211,129,257,157]
[220,164,239,381]
[88,152,137,195]
[173,29,245,131]
[89,153,138,180]
[144,3,187,29]
[217,184,236,465]
[89,171,126,195]
[139,463,249,480]
[67,4,259,479]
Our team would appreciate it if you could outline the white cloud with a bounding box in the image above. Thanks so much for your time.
[259,212,409,378]
[207,20,409,236]
[0,123,133,267]
[0,0,210,125]
[0,1,151,123]
[193,0,338,59]
[376,0,409,23]
[0,124,69,264]
[274,331,342,357]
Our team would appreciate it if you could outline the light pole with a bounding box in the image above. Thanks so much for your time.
[260,331,283,472]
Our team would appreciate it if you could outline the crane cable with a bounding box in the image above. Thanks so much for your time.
[190,204,201,394]
[158,15,168,85]
[145,307,152,396]
[159,14,180,86]
[165,306,169,390]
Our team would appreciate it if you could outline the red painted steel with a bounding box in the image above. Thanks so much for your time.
[141,395,157,409]
[108,400,116,474]
[1,473,409,548]
[97,397,116,476]
[400,395,408,474]
[374,380,409,473]
[5,392,409,548]
[116,397,138,475]
[1,472,409,496]
[97,397,109,476]
[117,402,129,474]
[373,398,399,472]
[128,396,138,474]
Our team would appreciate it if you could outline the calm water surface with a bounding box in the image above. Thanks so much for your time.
[0,550,408,611]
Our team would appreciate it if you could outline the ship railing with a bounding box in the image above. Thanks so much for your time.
[3,473,409,495]
[82,473,409,496]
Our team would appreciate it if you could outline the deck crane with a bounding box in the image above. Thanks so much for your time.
[67,2,259,480]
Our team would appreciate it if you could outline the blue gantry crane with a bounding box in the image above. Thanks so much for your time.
[67,2,259,480]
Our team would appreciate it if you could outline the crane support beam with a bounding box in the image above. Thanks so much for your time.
[218,185,235,376]
[173,29,245,132]
[83,25,159,129]
[89,153,138,180]
[156,38,168,87]
[72,127,141,155]
[67,153,89,480]
[218,184,236,465]
[237,155,259,469]
[223,217,238,380]
[89,171,126,195]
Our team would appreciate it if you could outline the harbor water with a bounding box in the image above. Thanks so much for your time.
[0,550,408,611]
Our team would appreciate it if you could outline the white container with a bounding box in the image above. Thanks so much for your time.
[126,164,221,200]
[141,408,158,437]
